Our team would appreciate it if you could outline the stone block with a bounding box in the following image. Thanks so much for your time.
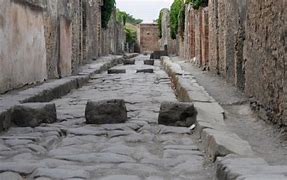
[136,69,154,73]
[158,101,197,127]
[144,60,155,65]
[108,69,126,74]
[150,51,168,59]
[10,103,57,127]
[85,99,127,124]
[123,59,135,65]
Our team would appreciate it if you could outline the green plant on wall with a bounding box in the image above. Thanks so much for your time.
[178,5,185,38]
[170,0,183,39]
[185,0,208,9]
[101,0,116,29]
[157,10,163,38]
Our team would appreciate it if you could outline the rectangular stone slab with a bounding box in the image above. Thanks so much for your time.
[144,60,155,65]
[158,101,197,127]
[136,69,154,73]
[85,99,127,124]
[10,103,57,127]
[108,69,126,74]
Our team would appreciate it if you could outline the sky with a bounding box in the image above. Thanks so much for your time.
[116,0,173,23]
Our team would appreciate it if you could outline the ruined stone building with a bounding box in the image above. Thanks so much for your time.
[137,23,160,53]
[159,8,177,55]
[162,0,286,125]
[0,0,125,94]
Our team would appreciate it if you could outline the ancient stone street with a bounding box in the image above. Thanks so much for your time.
[0,55,213,180]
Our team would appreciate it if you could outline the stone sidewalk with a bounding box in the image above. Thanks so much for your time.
[162,56,287,180]
[0,55,212,179]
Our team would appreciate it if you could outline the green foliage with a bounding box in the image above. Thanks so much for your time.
[116,9,143,25]
[125,27,137,45]
[185,0,208,9]
[178,5,185,37]
[157,10,163,38]
[101,0,116,29]
[170,0,183,39]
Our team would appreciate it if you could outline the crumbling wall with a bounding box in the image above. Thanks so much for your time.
[138,23,160,53]
[244,0,286,125]
[101,9,125,56]
[0,0,47,94]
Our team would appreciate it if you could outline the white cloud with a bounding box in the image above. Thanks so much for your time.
[116,0,173,23]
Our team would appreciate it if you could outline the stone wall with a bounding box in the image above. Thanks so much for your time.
[138,23,160,53]
[0,0,47,94]
[244,0,286,125]
[179,0,286,125]
[101,9,125,56]
[160,8,177,55]
[0,0,125,94]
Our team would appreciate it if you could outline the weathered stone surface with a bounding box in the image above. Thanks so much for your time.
[150,51,168,59]
[0,172,23,180]
[123,59,135,65]
[98,175,141,180]
[136,69,154,73]
[31,168,89,179]
[10,103,57,127]
[144,60,155,65]
[0,162,37,174]
[85,99,127,124]
[107,69,126,74]
[158,101,197,127]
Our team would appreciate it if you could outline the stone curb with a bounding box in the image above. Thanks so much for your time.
[0,54,137,132]
[161,56,287,179]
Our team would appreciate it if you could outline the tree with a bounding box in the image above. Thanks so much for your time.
[170,0,183,39]
[101,0,116,29]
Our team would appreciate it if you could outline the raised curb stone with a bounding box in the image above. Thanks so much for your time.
[85,99,127,124]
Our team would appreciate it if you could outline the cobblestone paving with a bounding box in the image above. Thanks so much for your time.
[0,55,212,180]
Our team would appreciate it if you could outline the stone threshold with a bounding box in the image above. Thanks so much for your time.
[0,54,138,132]
[161,56,287,180]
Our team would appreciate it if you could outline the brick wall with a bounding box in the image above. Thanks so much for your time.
[201,7,209,67]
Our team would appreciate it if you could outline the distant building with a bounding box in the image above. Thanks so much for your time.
[137,23,160,53]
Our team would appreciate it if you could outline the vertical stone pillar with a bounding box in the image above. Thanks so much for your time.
[59,16,72,77]
[201,7,209,68]
[208,0,219,74]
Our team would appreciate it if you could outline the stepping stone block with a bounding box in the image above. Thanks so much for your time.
[85,99,127,124]
[108,69,126,74]
[123,59,135,65]
[144,60,154,65]
[10,103,57,127]
[158,101,197,127]
[136,69,154,73]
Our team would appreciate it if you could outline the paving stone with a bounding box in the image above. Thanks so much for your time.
[158,101,197,127]
[144,60,155,65]
[67,127,107,136]
[0,172,23,180]
[31,168,89,179]
[108,69,126,74]
[55,153,136,163]
[101,144,135,156]
[10,103,57,127]
[85,99,127,124]
[98,175,141,180]
[0,162,37,174]
[136,69,154,73]
[158,125,190,134]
